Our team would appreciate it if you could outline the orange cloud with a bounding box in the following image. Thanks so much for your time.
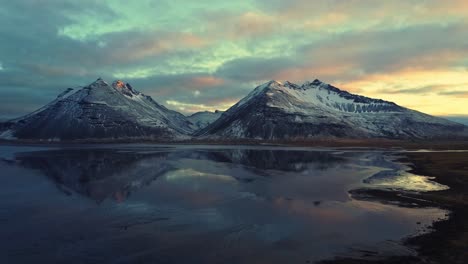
[303,1,467,21]
[303,12,349,30]
[233,12,275,37]
[429,0,468,15]
[203,11,277,40]
[107,31,210,63]
[191,76,224,87]
[178,33,207,48]
[252,0,468,36]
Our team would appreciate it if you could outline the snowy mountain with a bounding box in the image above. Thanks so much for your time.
[1,78,466,141]
[196,80,467,140]
[0,78,194,140]
[187,110,223,130]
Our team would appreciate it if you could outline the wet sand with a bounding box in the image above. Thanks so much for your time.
[324,151,468,263]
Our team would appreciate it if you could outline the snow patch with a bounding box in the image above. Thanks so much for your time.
[0,130,17,140]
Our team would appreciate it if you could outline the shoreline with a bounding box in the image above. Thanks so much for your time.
[1,138,468,151]
[323,151,468,263]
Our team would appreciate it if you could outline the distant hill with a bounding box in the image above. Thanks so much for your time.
[187,110,223,130]
[443,116,468,126]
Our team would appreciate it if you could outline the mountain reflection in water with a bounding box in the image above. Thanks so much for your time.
[12,148,347,203]
[0,146,448,264]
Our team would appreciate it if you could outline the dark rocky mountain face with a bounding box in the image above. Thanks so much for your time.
[0,78,194,141]
[197,80,467,140]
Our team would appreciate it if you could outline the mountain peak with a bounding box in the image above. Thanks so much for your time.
[197,78,465,140]
[95,77,108,85]
[302,79,324,87]
[88,77,109,89]
[111,80,139,97]
[256,80,285,91]
[1,78,195,140]
[112,80,126,89]
[312,79,323,84]
[265,80,283,86]
[284,81,300,89]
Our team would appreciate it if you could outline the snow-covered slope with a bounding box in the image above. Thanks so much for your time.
[0,78,194,140]
[187,110,223,130]
[196,80,467,140]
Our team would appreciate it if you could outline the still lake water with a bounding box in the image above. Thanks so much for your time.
[0,144,448,263]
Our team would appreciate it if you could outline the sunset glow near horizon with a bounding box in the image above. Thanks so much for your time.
[0,0,467,120]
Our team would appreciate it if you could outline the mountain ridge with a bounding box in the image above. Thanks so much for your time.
[0,78,466,141]
[196,79,466,140]
[0,78,194,140]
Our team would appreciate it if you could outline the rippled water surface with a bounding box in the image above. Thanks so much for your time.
[0,145,448,263]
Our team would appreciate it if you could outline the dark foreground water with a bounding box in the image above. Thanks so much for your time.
[0,145,448,264]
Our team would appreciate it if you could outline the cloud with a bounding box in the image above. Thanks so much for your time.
[98,31,210,64]
[166,99,234,113]
[377,86,440,95]
[377,83,468,95]
[213,23,468,86]
[0,87,62,119]
[299,24,468,75]
[122,73,252,114]
[203,11,277,40]
[128,73,225,94]
[1,0,468,118]
[190,76,224,87]
[439,91,468,97]
[216,57,296,82]
[255,0,468,29]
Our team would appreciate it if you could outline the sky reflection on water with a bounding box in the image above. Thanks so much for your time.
[0,145,448,263]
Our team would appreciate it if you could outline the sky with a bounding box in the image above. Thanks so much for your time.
[0,0,467,123]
